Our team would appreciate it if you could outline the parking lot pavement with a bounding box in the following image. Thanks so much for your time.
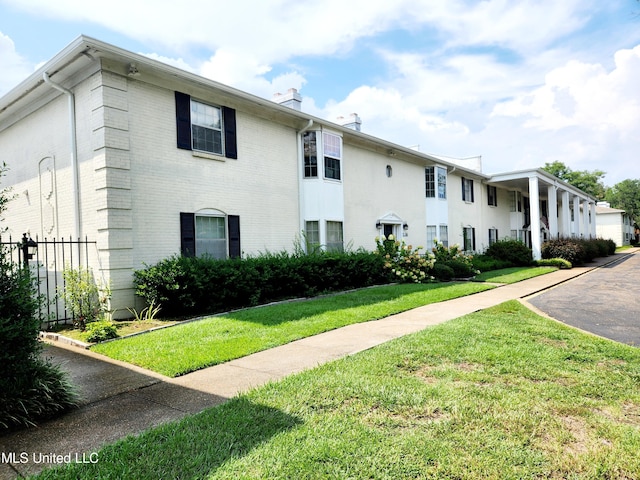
[527,251,640,347]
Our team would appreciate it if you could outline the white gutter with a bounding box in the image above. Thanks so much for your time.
[43,72,81,241]
[296,119,314,248]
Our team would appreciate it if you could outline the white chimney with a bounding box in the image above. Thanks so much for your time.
[272,88,302,111]
[338,113,362,131]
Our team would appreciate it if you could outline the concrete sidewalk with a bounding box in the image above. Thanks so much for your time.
[1,251,634,479]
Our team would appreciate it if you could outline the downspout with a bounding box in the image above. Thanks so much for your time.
[43,72,81,242]
[296,119,314,249]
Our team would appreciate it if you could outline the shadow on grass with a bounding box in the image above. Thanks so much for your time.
[34,397,302,479]
[218,282,471,326]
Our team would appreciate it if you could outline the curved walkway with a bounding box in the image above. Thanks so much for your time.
[1,250,636,479]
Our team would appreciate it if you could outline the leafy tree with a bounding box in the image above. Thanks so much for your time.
[605,179,640,227]
[542,161,606,200]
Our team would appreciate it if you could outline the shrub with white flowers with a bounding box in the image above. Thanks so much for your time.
[375,234,435,283]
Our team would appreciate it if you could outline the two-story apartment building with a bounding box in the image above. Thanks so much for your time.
[0,36,597,316]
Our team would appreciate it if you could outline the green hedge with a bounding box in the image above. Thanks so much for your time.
[134,251,391,318]
[541,237,616,265]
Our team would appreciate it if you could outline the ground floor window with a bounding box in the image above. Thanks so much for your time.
[488,228,499,246]
[439,225,449,247]
[180,212,240,258]
[195,215,226,259]
[426,225,437,247]
[305,220,320,249]
[326,221,344,252]
[463,227,476,252]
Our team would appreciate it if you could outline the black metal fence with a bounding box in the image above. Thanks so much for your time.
[0,235,96,329]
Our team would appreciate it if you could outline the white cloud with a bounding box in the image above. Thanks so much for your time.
[492,45,640,137]
[0,32,32,94]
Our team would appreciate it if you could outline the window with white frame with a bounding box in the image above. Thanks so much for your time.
[326,221,344,251]
[425,167,435,198]
[487,185,497,207]
[437,167,447,199]
[426,225,437,246]
[191,100,223,155]
[303,131,318,178]
[488,228,499,245]
[510,191,522,212]
[439,225,449,247]
[462,178,474,202]
[323,133,342,180]
[305,220,320,248]
[426,166,447,199]
[463,226,476,252]
[195,215,226,259]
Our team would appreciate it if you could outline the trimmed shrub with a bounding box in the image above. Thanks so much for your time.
[134,250,390,318]
[472,254,513,272]
[82,319,119,343]
[536,258,572,269]
[541,237,614,266]
[443,259,476,278]
[484,239,533,266]
[541,238,586,265]
[431,263,454,281]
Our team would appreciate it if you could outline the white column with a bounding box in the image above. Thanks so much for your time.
[529,176,541,260]
[547,185,558,238]
[590,202,597,238]
[573,196,580,237]
[561,191,571,238]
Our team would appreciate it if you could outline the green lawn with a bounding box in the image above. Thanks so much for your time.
[91,282,493,377]
[37,301,640,479]
[473,266,557,284]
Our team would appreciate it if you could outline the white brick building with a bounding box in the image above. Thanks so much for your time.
[0,36,597,316]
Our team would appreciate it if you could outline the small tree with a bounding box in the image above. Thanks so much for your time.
[62,266,111,330]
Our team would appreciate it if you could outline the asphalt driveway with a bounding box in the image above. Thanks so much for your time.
[527,251,640,347]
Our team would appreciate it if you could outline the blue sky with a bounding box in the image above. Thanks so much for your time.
[1,0,639,186]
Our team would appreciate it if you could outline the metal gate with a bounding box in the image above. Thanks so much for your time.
[0,234,97,329]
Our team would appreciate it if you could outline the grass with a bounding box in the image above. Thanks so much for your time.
[473,266,557,284]
[36,300,640,479]
[91,282,493,377]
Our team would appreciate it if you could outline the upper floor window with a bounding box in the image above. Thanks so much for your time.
[462,177,474,203]
[437,167,447,199]
[323,133,342,180]
[509,191,522,212]
[175,91,237,159]
[191,100,223,155]
[426,166,447,199]
[487,185,497,206]
[303,131,318,178]
[425,167,435,198]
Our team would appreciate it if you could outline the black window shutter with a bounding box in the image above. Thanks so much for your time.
[175,91,192,150]
[470,180,475,203]
[228,215,241,258]
[180,212,196,256]
[222,106,238,159]
[472,228,476,251]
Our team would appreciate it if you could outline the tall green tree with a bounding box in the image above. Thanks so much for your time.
[542,161,607,200]
[605,179,640,227]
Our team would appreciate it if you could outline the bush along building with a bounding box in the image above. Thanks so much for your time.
[0,36,597,318]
